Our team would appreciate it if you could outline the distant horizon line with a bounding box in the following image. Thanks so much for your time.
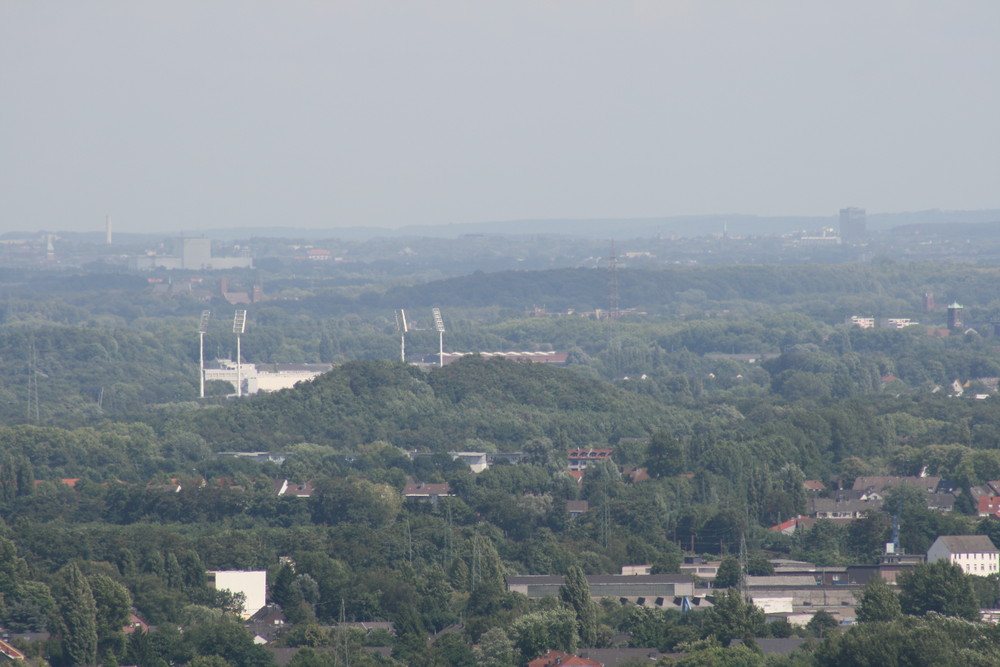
[5,207,1000,239]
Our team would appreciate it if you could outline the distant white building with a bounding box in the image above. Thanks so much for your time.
[846,316,918,330]
[847,316,876,329]
[927,535,1000,575]
[131,237,253,271]
[204,360,333,395]
[752,597,794,614]
[208,570,267,618]
[449,452,488,473]
[215,451,288,465]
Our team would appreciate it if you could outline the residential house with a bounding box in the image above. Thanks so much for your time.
[927,535,1000,575]
[402,481,453,505]
[273,479,315,498]
[770,516,805,536]
[803,480,826,493]
[970,481,1000,499]
[807,496,882,520]
[852,476,941,496]
[246,604,286,644]
[576,649,666,666]
[123,612,149,635]
[567,448,614,471]
[528,650,600,667]
[926,492,957,513]
[566,499,589,517]
[0,638,25,661]
[979,496,1000,517]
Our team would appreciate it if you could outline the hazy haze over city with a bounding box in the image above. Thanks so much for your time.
[2,0,998,235]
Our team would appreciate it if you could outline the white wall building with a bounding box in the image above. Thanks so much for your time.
[131,237,253,271]
[204,360,332,395]
[927,535,1000,575]
[209,570,267,618]
[450,452,488,473]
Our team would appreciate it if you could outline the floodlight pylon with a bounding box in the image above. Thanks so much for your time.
[233,310,247,397]
[395,309,409,362]
[198,310,211,398]
[432,308,445,367]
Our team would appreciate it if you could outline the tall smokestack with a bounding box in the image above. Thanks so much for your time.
[105,215,112,245]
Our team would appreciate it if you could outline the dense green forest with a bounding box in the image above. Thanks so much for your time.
[3,261,1000,665]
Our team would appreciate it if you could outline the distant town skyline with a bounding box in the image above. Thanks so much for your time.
[3,1,999,234]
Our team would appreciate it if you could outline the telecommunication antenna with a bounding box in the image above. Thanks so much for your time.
[233,310,247,397]
[198,310,212,398]
[431,308,445,367]
[394,309,409,362]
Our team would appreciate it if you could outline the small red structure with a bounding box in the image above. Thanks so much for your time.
[527,649,601,667]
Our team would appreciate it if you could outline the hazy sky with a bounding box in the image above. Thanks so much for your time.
[3,1,999,234]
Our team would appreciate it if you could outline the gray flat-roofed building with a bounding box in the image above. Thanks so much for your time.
[506,574,694,599]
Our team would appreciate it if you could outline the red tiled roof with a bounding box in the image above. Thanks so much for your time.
[0,638,25,661]
[978,496,1000,516]
[527,649,601,667]
[770,517,801,533]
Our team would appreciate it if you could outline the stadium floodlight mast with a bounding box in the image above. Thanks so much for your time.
[233,310,247,397]
[432,307,445,367]
[198,310,212,398]
[394,309,409,362]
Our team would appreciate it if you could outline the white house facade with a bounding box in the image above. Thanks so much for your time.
[926,535,1000,575]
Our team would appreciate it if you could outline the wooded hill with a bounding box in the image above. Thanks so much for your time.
[180,356,672,451]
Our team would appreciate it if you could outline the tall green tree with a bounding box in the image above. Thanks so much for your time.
[0,535,27,598]
[815,613,1000,667]
[4,580,56,632]
[646,432,686,478]
[184,619,275,667]
[472,627,516,667]
[509,608,578,664]
[855,576,901,623]
[846,513,891,563]
[468,534,507,616]
[897,561,979,621]
[559,566,597,647]
[806,610,840,638]
[714,557,742,589]
[778,463,807,518]
[88,573,132,662]
[745,553,774,576]
[57,563,99,667]
[704,589,765,644]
